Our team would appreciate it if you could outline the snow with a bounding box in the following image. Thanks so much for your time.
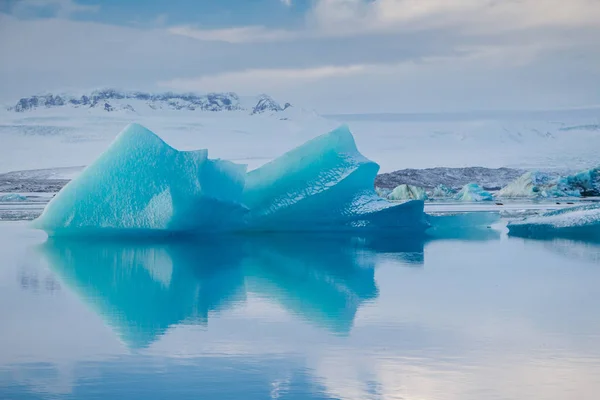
[2,103,600,177]
[0,105,334,175]
[33,124,428,236]
[508,203,600,239]
[387,184,428,201]
[454,184,493,202]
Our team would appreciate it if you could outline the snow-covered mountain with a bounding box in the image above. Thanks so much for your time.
[7,89,291,115]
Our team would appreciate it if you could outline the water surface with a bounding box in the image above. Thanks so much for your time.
[1,221,599,399]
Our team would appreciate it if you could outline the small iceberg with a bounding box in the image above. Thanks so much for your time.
[387,184,428,201]
[454,183,493,202]
[0,193,27,202]
[497,168,600,198]
[508,203,600,239]
[431,184,456,199]
[33,124,428,236]
[375,187,392,198]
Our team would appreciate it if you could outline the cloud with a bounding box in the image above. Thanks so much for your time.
[0,0,599,113]
[168,25,300,44]
[168,0,600,44]
[308,0,600,37]
[158,64,370,93]
[280,0,292,6]
[8,0,99,18]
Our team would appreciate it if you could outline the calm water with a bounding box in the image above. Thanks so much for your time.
[1,221,600,399]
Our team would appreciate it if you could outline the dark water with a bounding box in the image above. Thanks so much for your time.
[1,222,600,399]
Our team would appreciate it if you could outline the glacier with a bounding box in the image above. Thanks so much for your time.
[454,183,493,202]
[387,184,428,201]
[33,124,428,236]
[497,168,600,198]
[508,204,600,239]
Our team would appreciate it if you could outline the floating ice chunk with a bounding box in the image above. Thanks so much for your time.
[556,167,600,197]
[375,186,392,198]
[33,123,247,236]
[497,168,600,198]
[496,171,556,198]
[242,125,428,232]
[508,203,600,239]
[0,193,27,202]
[454,183,493,202]
[388,184,428,201]
[431,184,456,199]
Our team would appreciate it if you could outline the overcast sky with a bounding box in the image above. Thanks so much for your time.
[1,0,599,113]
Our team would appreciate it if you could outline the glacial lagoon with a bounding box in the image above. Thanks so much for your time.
[1,220,599,399]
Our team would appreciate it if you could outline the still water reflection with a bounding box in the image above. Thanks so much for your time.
[1,222,600,399]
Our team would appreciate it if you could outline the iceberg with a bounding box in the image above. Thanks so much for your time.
[33,123,247,236]
[387,184,428,201]
[33,124,428,236]
[555,167,600,197]
[495,171,560,198]
[241,125,428,232]
[454,183,493,202]
[497,168,600,199]
[375,186,392,198]
[508,203,600,239]
[0,193,27,202]
[431,184,456,199]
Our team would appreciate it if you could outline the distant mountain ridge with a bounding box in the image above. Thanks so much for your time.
[8,89,292,115]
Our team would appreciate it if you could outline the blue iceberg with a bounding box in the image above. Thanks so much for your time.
[243,126,427,231]
[508,203,600,239]
[33,123,247,236]
[0,193,27,202]
[387,184,428,201]
[495,171,558,198]
[555,167,600,197]
[243,126,428,231]
[34,124,427,236]
[454,183,493,202]
[497,168,600,198]
[431,184,456,199]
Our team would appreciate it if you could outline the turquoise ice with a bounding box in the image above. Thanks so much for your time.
[242,125,428,231]
[454,183,493,201]
[387,184,428,201]
[33,124,427,236]
[33,123,247,236]
[497,168,600,198]
[508,203,600,239]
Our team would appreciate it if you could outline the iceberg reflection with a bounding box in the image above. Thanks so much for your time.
[40,234,425,347]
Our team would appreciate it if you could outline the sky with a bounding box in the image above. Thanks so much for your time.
[0,0,599,113]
